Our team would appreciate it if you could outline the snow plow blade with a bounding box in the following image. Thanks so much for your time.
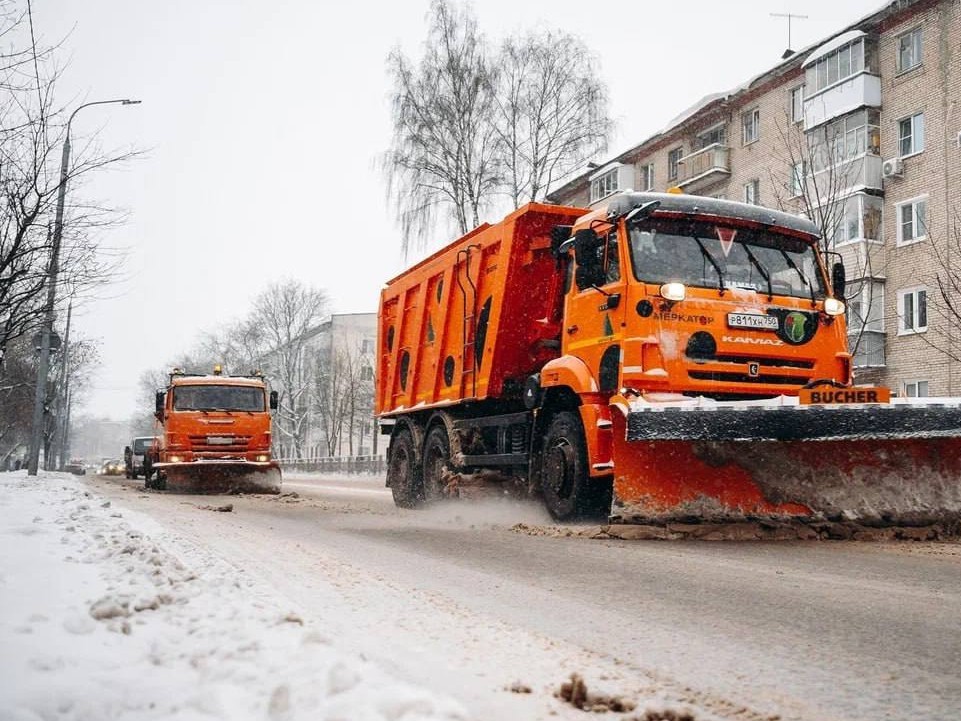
[157,461,282,495]
[609,395,961,531]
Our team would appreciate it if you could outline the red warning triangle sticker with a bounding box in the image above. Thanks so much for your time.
[715,227,737,257]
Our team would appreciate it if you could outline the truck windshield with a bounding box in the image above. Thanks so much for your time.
[132,438,153,454]
[173,385,265,412]
[628,219,825,299]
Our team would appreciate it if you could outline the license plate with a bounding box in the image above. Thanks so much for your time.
[800,386,891,405]
[206,436,235,445]
[727,312,778,330]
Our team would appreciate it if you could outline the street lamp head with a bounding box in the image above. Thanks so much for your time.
[121,99,142,105]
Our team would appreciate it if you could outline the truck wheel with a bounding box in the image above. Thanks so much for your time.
[541,411,610,521]
[388,427,424,508]
[422,425,452,502]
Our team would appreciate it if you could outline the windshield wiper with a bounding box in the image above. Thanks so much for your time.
[742,245,773,300]
[693,237,726,295]
[780,249,817,305]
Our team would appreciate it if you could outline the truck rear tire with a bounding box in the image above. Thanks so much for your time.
[422,425,452,502]
[541,411,611,521]
[388,427,424,508]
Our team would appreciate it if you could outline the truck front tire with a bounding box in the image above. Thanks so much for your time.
[388,427,424,508]
[541,411,611,521]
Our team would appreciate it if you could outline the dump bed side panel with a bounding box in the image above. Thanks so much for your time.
[376,204,584,416]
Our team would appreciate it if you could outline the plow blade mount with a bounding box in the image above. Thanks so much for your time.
[609,397,961,527]
[160,461,282,495]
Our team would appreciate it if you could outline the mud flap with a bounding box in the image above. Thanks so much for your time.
[161,462,282,495]
[609,396,961,526]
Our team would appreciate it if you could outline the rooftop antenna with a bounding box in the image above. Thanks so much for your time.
[770,11,809,53]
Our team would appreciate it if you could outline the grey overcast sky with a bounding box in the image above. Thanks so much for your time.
[35,0,885,419]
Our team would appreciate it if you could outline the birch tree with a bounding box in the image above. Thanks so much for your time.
[494,30,611,208]
[252,280,328,459]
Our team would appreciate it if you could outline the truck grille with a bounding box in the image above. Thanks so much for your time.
[688,370,811,385]
[188,435,252,451]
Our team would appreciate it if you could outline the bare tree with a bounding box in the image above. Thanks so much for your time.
[494,30,612,208]
[313,339,374,457]
[383,0,501,256]
[768,112,887,377]
[252,280,329,459]
[0,6,137,463]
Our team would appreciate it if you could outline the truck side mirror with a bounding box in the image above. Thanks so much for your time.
[269,390,279,410]
[832,261,846,299]
[155,391,165,418]
[573,228,601,268]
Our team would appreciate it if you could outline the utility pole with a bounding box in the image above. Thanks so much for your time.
[27,99,140,476]
[770,12,809,51]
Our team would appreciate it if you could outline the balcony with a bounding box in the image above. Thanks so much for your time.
[806,153,883,199]
[676,144,730,190]
[803,72,881,129]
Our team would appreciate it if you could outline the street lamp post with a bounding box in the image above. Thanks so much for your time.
[27,98,141,476]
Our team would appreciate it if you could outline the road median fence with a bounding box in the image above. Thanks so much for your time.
[277,454,385,475]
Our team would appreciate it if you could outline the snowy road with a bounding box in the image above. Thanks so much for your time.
[84,471,961,721]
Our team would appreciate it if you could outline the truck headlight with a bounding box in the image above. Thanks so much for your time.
[168,455,183,464]
[255,454,269,463]
[660,282,686,302]
[823,298,845,316]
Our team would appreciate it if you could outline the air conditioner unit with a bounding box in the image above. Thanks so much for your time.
[882,158,904,178]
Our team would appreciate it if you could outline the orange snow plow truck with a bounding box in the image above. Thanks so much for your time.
[376,192,961,535]
[145,366,282,493]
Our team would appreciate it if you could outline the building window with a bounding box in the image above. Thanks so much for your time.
[695,124,726,150]
[898,113,924,157]
[808,109,880,173]
[897,28,922,73]
[790,162,806,197]
[360,365,374,381]
[903,380,929,397]
[741,108,759,145]
[828,193,883,246]
[847,280,886,368]
[896,196,927,245]
[361,338,374,354]
[790,86,804,124]
[667,147,682,182]
[590,168,619,202]
[805,36,876,95]
[744,179,760,205]
[641,163,654,191]
[898,287,927,334]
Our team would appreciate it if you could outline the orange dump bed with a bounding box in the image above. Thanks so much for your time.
[377,203,585,416]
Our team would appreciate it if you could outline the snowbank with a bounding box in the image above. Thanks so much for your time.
[0,471,466,721]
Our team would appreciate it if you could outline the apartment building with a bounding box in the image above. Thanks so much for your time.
[547,0,961,396]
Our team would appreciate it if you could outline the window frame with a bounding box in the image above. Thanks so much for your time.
[898,112,925,158]
[743,178,760,205]
[897,286,928,335]
[903,379,929,397]
[590,168,620,203]
[896,27,923,74]
[741,108,760,145]
[790,85,805,124]
[895,195,928,246]
[641,163,654,191]
[667,147,683,182]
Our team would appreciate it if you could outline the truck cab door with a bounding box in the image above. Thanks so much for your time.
[564,227,627,394]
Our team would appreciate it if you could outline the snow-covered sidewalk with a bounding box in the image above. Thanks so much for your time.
[0,471,467,721]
